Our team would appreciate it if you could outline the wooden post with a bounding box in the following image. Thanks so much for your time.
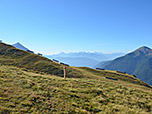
[64,65,66,79]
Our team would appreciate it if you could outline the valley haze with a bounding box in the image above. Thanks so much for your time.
[46,52,125,68]
[4,41,125,68]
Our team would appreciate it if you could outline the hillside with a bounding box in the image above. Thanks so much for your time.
[0,42,151,87]
[0,42,152,113]
[0,43,83,78]
[0,65,152,113]
[102,46,152,85]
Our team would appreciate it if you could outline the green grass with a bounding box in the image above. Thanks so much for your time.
[0,42,152,113]
[0,42,150,88]
[0,65,152,114]
[77,67,152,88]
[0,43,84,78]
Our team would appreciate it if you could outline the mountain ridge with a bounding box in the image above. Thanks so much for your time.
[0,42,151,88]
[102,46,152,85]
[0,42,83,78]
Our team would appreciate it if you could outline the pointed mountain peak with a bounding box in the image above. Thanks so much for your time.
[131,46,152,56]
[138,46,151,50]
[14,42,24,46]
[12,42,29,51]
[15,42,21,45]
[135,46,151,52]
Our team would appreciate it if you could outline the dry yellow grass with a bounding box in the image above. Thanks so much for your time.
[0,65,152,114]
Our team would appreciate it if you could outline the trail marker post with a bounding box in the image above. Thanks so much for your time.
[64,65,66,79]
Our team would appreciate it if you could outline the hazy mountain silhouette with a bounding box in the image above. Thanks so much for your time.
[46,52,124,68]
[12,42,29,51]
[12,42,34,53]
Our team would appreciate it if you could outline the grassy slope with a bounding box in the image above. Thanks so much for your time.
[0,65,152,114]
[0,43,84,78]
[77,67,152,88]
[0,42,152,113]
[0,42,151,88]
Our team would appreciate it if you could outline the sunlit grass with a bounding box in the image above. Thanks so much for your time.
[0,65,152,113]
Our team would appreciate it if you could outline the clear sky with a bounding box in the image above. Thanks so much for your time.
[0,0,152,54]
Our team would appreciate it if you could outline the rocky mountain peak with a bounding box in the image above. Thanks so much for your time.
[133,46,152,56]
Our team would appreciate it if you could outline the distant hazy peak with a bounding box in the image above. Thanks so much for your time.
[12,42,29,51]
[136,46,151,51]
[13,42,23,45]
[15,42,20,44]
[133,46,152,55]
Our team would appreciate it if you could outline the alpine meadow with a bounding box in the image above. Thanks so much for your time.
[0,42,152,113]
[1,0,152,114]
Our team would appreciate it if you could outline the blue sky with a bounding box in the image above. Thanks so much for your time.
[0,0,152,54]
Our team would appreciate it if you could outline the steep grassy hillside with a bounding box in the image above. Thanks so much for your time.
[0,65,152,114]
[0,43,83,78]
[0,42,150,88]
[0,42,152,113]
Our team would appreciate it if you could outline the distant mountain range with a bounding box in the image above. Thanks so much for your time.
[97,46,152,85]
[11,42,124,68]
[46,52,124,68]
